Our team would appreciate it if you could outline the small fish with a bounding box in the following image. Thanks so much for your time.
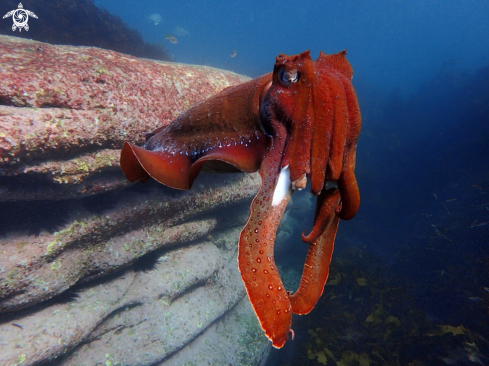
[468,297,482,301]
[147,14,162,26]
[445,198,456,202]
[12,323,23,330]
[483,287,489,292]
[433,193,438,200]
[472,185,483,191]
[165,34,178,44]
[230,50,237,58]
[173,26,190,37]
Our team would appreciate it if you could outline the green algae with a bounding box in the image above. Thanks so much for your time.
[13,354,26,365]
[50,261,61,271]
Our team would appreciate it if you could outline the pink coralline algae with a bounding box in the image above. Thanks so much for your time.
[0,35,250,200]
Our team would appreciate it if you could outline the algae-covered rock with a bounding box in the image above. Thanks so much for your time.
[0,173,259,313]
[0,35,251,201]
[0,36,267,365]
[0,237,269,366]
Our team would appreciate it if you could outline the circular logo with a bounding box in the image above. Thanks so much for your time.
[12,9,29,29]
[3,3,38,32]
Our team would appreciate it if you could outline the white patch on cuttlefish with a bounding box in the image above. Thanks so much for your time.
[272,165,291,206]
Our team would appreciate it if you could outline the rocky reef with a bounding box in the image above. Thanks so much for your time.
[0,35,249,200]
[0,0,170,61]
[0,36,269,365]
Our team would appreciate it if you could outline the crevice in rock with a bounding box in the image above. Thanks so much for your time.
[51,287,81,305]
[0,170,129,202]
[0,140,123,167]
[0,180,161,236]
[0,95,9,106]
[0,174,62,200]
[93,302,143,333]
[167,270,218,306]
[0,197,70,236]
[132,249,160,273]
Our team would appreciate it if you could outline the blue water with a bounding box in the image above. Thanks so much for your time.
[2,0,489,364]
[94,0,489,96]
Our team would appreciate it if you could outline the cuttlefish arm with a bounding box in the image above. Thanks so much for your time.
[241,50,361,346]
[121,73,273,189]
[120,50,361,349]
[291,187,341,314]
[290,51,361,315]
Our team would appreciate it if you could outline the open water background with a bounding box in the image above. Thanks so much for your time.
[1,0,489,364]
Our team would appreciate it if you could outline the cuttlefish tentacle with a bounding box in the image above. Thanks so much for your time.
[290,188,341,314]
[337,132,360,220]
[238,122,294,349]
[301,187,342,244]
[119,50,362,349]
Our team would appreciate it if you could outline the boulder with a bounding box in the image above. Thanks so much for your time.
[0,174,258,313]
[0,231,269,366]
[0,35,250,201]
[0,36,268,365]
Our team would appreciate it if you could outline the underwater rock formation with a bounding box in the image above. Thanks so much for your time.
[0,0,171,61]
[0,175,258,313]
[0,35,250,201]
[1,228,269,366]
[0,36,267,365]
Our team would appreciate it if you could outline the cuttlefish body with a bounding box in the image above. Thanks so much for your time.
[120,50,361,348]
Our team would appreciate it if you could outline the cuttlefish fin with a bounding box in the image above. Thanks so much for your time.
[120,73,273,190]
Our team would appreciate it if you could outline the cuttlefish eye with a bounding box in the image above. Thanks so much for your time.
[279,67,299,86]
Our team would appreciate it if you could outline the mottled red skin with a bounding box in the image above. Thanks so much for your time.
[120,50,361,348]
[291,188,341,314]
[121,74,273,188]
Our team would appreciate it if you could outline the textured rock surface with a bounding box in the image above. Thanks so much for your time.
[0,228,269,366]
[62,242,243,366]
[0,35,251,201]
[0,36,268,365]
[0,173,259,313]
[159,296,271,366]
